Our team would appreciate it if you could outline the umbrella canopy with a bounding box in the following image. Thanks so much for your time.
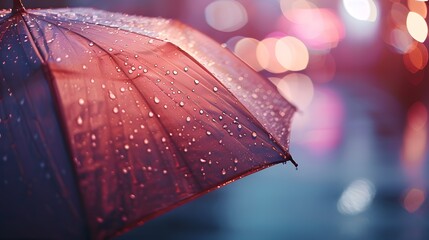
[0,1,296,239]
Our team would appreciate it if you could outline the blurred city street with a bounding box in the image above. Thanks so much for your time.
[1,0,428,239]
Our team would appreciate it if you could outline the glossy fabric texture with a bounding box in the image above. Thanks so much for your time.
[0,7,295,239]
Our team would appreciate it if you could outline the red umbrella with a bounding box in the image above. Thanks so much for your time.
[0,1,297,239]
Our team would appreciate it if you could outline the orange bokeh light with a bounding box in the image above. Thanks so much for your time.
[407,0,427,18]
[403,43,429,73]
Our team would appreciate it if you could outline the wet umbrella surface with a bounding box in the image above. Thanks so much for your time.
[0,1,297,239]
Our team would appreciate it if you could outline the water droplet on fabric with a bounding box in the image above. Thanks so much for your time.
[113,107,119,113]
[109,91,116,99]
[154,97,160,104]
[186,116,191,122]
[194,80,200,85]
[213,86,218,92]
[252,132,257,138]
[78,98,85,105]
[148,111,154,118]
[221,168,227,175]
[76,116,83,125]
[179,101,185,107]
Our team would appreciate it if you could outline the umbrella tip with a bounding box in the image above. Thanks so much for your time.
[12,0,26,13]
[288,154,298,170]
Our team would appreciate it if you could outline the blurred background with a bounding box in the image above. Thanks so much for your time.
[2,0,428,239]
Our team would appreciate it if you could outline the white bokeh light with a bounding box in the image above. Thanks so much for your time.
[205,0,248,32]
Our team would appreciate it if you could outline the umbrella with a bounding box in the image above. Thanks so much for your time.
[0,1,297,239]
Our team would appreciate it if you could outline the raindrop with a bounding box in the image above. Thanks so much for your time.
[82,65,87,70]
[161,137,167,143]
[173,70,178,75]
[186,116,191,122]
[96,217,104,223]
[206,131,212,136]
[252,132,257,138]
[128,69,133,74]
[55,57,62,62]
[194,80,200,85]
[108,47,113,52]
[179,101,185,107]
[219,116,223,120]
[148,39,154,44]
[120,87,126,92]
[109,91,116,99]
[154,97,160,104]
[237,124,242,130]
[129,194,136,199]
[76,116,83,125]
[144,139,149,144]
[221,168,227,175]
[148,111,154,118]
[184,67,189,72]
[200,158,207,163]
[199,110,204,115]
[113,107,119,113]
[143,69,148,73]
[78,98,85,105]
[163,170,168,174]
[213,86,218,92]
[89,42,94,47]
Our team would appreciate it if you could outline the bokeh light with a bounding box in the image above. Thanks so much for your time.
[403,42,429,73]
[342,0,377,22]
[406,11,428,43]
[233,37,264,71]
[275,36,309,71]
[289,87,344,155]
[403,188,426,213]
[280,5,345,50]
[271,73,314,110]
[401,102,427,174]
[407,0,427,18]
[205,0,248,32]
[337,179,376,215]
[257,37,287,73]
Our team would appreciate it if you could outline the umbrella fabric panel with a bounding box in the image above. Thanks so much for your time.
[41,8,296,151]
[0,13,87,239]
[24,9,294,239]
